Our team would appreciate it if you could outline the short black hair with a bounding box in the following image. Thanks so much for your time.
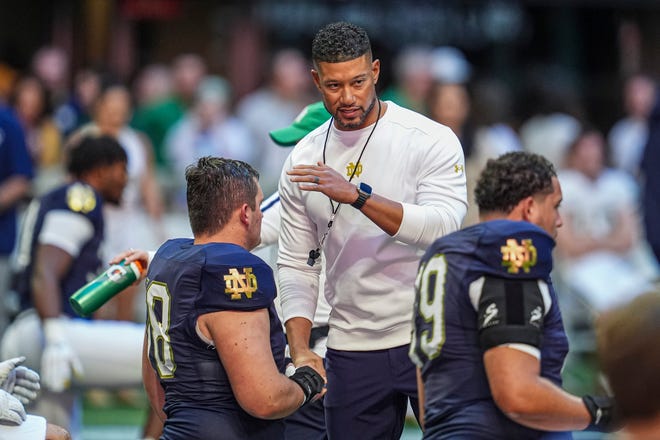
[312,22,372,65]
[475,151,556,215]
[185,157,259,236]
[66,135,127,178]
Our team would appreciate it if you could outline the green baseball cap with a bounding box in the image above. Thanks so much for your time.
[269,101,331,147]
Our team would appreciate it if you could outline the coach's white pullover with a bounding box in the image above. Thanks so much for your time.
[278,101,467,351]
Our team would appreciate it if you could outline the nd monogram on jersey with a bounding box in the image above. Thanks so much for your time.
[501,238,538,274]
[224,267,258,300]
[66,183,97,213]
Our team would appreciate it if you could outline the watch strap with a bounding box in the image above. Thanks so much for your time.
[351,183,372,209]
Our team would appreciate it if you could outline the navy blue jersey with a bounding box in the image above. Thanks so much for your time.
[14,182,104,317]
[410,220,571,439]
[146,238,287,440]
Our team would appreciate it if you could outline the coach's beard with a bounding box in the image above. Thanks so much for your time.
[334,97,377,130]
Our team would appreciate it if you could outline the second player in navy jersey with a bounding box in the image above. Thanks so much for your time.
[0,136,155,437]
[412,220,569,439]
[146,239,287,439]
[114,101,333,440]
[410,152,620,439]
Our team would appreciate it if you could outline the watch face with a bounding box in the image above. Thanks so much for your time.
[359,182,372,194]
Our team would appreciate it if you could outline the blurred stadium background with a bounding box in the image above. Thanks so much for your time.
[1,1,659,438]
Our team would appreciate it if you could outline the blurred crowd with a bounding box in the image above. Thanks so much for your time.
[1,42,659,352]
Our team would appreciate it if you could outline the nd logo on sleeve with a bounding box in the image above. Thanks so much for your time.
[500,238,537,274]
[224,268,258,300]
[67,183,97,213]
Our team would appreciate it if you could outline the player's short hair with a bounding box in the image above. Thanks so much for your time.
[66,135,127,178]
[185,157,259,236]
[312,22,372,66]
[597,291,660,422]
[475,151,556,215]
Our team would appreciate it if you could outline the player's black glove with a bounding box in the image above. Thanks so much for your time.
[582,394,620,432]
[288,366,324,406]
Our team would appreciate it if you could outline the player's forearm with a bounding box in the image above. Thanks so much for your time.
[31,271,62,319]
[241,379,307,420]
[496,376,591,431]
[32,245,75,319]
[230,342,320,420]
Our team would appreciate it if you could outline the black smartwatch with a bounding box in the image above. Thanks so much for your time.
[351,182,372,209]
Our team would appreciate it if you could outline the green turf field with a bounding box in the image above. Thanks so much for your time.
[82,390,148,439]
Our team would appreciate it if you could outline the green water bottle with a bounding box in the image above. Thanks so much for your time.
[69,259,145,317]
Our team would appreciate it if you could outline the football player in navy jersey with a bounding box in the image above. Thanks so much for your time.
[143,157,324,440]
[0,135,157,438]
[410,152,619,439]
[114,102,332,440]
